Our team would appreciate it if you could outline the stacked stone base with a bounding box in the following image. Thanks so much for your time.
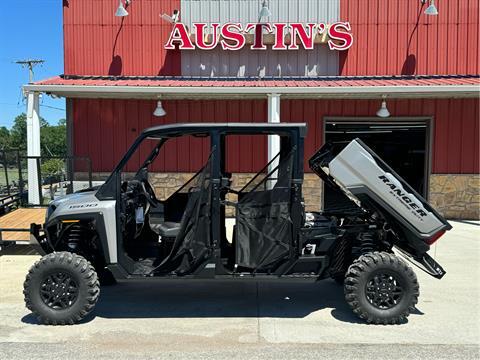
[429,174,479,220]
[148,172,323,217]
[86,172,479,220]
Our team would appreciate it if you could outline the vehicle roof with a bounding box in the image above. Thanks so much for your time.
[142,122,308,138]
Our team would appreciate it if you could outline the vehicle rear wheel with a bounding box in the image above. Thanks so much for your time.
[23,252,100,325]
[344,251,419,324]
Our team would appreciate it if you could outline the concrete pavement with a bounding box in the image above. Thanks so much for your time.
[0,220,479,359]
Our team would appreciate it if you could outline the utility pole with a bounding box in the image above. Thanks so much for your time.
[15,59,45,83]
[15,59,45,205]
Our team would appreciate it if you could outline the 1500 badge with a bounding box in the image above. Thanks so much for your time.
[68,203,99,209]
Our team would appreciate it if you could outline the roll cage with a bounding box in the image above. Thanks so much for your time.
[97,123,308,278]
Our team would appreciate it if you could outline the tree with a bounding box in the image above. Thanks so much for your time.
[0,127,10,149]
[7,113,66,157]
[9,113,28,149]
[41,119,67,157]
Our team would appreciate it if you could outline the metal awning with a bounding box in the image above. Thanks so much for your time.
[23,74,480,100]
[21,74,479,205]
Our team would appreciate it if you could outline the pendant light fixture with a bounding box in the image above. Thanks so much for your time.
[376,96,391,118]
[258,1,272,22]
[153,101,166,117]
[115,0,130,17]
[423,0,439,16]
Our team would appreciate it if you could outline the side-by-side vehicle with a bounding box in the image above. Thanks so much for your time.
[24,123,451,325]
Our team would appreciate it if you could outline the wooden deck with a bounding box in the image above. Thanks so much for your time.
[0,208,46,241]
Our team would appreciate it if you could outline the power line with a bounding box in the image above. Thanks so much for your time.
[39,104,65,111]
[0,102,23,107]
[0,102,65,111]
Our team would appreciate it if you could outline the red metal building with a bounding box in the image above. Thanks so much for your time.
[26,0,480,218]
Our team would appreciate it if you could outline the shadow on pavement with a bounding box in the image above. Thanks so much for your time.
[22,279,423,325]
[21,279,364,324]
[94,280,353,318]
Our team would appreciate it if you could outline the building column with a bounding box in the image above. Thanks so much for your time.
[26,91,41,205]
[267,94,281,186]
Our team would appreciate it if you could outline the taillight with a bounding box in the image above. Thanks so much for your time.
[426,230,446,245]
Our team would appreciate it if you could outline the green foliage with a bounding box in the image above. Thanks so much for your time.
[9,113,28,149]
[2,113,66,157]
[40,158,65,175]
[0,126,11,149]
[41,120,67,157]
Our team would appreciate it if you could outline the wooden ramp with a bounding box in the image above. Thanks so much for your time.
[0,208,46,242]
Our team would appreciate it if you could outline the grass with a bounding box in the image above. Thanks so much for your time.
[0,168,21,187]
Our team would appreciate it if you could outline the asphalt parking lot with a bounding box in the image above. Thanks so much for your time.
[1,220,479,359]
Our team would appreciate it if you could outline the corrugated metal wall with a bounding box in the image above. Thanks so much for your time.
[73,98,479,174]
[63,0,339,77]
[180,0,339,76]
[63,0,182,75]
[339,0,480,75]
[63,0,480,76]
[282,98,479,174]
[64,1,479,176]
[72,98,268,173]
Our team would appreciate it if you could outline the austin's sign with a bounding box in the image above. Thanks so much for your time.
[165,22,353,51]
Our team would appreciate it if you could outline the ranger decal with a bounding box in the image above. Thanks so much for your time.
[378,175,427,218]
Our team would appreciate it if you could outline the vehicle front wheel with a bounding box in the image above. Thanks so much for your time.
[344,251,419,325]
[23,252,100,325]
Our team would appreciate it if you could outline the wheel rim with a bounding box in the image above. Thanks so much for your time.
[365,272,404,310]
[40,272,79,310]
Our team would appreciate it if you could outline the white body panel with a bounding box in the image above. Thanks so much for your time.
[48,191,118,263]
[329,140,444,235]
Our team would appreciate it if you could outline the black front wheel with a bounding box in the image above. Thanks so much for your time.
[344,251,419,324]
[23,252,100,325]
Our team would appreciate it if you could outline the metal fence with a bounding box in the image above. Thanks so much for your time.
[0,149,93,211]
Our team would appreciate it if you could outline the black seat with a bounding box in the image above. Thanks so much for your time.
[149,210,181,238]
[150,221,181,238]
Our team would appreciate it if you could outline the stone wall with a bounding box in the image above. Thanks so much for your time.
[429,174,480,220]
[86,171,479,219]
[148,172,323,216]
[303,173,323,212]
[149,173,193,200]
[148,172,480,220]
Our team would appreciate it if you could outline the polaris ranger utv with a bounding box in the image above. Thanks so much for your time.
[24,123,451,325]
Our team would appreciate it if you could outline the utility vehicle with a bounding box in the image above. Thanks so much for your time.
[24,123,451,325]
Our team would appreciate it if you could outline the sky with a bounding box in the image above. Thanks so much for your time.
[0,0,65,128]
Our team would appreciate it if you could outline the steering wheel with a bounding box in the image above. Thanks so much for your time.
[141,180,158,207]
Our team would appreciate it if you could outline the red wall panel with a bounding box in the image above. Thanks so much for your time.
[282,98,479,174]
[63,0,479,76]
[340,0,480,75]
[63,0,181,75]
[72,99,268,173]
[73,98,479,175]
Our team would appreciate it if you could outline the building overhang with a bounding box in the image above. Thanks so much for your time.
[23,75,480,100]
